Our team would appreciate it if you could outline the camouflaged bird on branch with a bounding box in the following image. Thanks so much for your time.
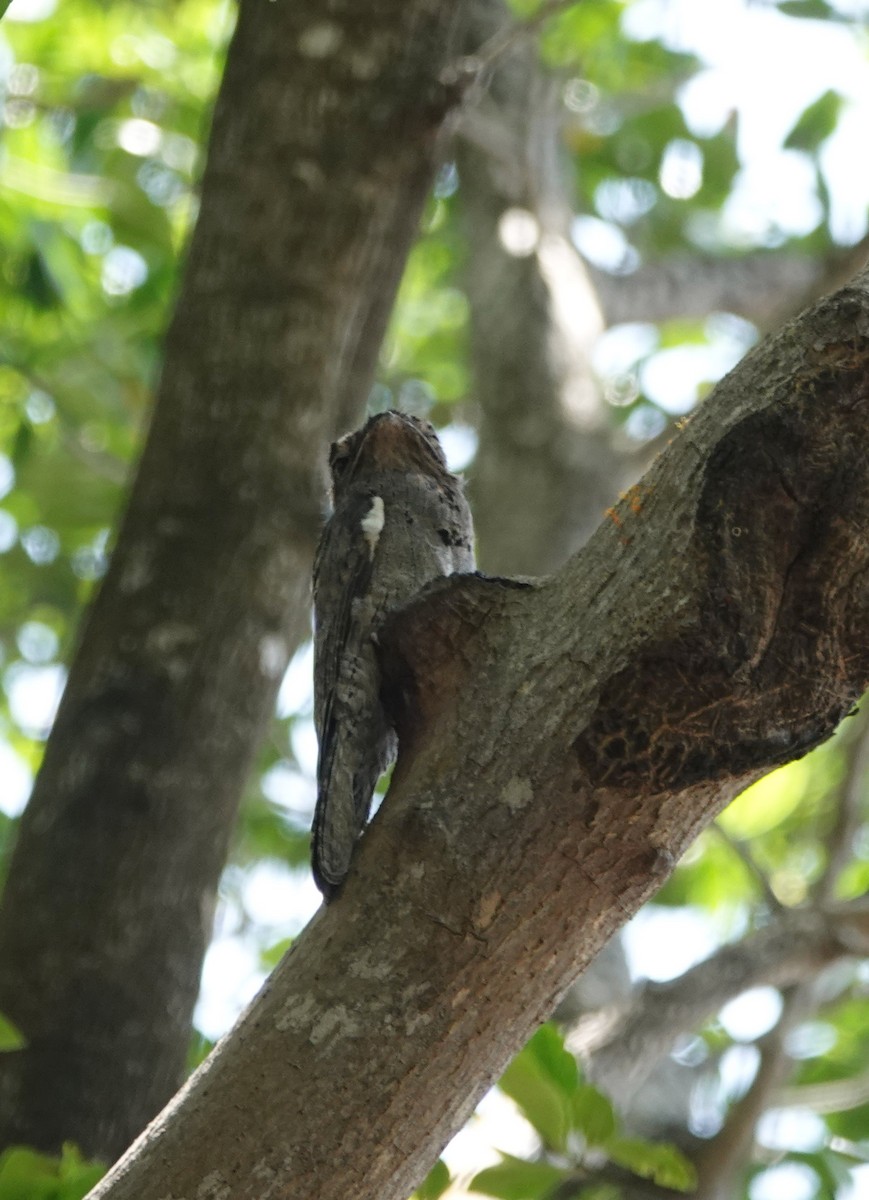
[311,411,475,899]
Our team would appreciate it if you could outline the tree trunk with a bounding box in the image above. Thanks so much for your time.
[459,0,628,575]
[89,266,869,1200]
[0,0,468,1161]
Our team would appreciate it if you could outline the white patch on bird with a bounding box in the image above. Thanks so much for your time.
[361,495,385,558]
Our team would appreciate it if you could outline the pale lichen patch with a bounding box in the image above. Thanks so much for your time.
[119,549,152,594]
[349,52,381,81]
[502,775,534,811]
[309,1004,361,1046]
[196,1172,230,1200]
[405,1009,433,1035]
[297,22,343,58]
[292,159,326,189]
[348,951,393,982]
[274,992,317,1033]
[147,623,199,681]
[251,1158,277,1183]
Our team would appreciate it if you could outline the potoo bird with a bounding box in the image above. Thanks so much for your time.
[312,411,475,899]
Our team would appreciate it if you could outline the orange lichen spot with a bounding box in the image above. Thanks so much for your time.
[626,482,652,516]
[608,484,653,532]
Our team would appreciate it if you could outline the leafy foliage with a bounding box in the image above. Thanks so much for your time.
[0,1146,103,1200]
[470,1025,695,1198]
[0,1013,24,1051]
[414,1159,452,1200]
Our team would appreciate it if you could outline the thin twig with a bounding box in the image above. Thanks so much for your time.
[711,820,786,914]
[815,702,869,903]
[777,1065,869,1115]
[693,985,813,1200]
[461,0,585,74]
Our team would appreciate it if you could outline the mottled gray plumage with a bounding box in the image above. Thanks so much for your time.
[312,411,475,899]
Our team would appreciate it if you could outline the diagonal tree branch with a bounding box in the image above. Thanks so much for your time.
[89,264,869,1200]
[570,901,869,1103]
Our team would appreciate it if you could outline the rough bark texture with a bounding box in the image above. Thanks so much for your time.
[0,0,467,1161]
[89,267,869,1200]
[458,0,631,575]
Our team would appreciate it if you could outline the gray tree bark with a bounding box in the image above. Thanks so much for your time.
[0,0,468,1161]
[89,265,869,1200]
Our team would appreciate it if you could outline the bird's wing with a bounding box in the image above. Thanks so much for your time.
[311,499,378,896]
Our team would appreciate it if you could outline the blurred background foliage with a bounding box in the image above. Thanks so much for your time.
[1,0,869,1197]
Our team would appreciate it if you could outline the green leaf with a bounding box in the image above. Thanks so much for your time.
[0,1147,60,1200]
[778,0,835,17]
[187,1029,215,1073]
[498,1050,570,1151]
[260,936,294,971]
[0,1145,104,1200]
[524,1025,578,1095]
[605,1137,697,1192]
[57,1145,105,1200]
[21,251,63,312]
[0,1013,26,1052]
[414,1159,451,1200]
[469,1156,567,1200]
[571,1084,616,1145]
[784,90,843,153]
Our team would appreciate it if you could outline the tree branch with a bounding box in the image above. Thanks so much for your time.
[458,0,632,574]
[571,905,860,1102]
[592,237,869,331]
[89,264,869,1199]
